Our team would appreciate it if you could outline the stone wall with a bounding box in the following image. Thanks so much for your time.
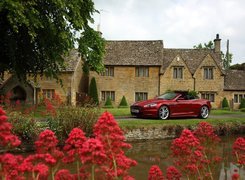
[124,127,178,141]
[90,66,161,106]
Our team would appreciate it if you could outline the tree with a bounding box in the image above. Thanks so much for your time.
[0,0,105,80]
[88,77,99,105]
[230,63,245,71]
[193,41,214,49]
[193,41,232,70]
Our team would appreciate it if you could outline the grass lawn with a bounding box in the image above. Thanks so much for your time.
[117,117,245,129]
[100,107,245,130]
[101,107,245,117]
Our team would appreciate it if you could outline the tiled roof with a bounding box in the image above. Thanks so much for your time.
[62,49,81,72]
[104,40,163,66]
[224,70,245,90]
[161,48,223,74]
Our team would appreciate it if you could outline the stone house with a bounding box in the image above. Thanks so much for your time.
[0,50,87,106]
[0,35,244,109]
[222,70,245,109]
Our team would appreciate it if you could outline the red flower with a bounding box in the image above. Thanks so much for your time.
[0,106,21,148]
[232,137,245,165]
[80,138,106,165]
[232,173,240,180]
[63,128,87,163]
[55,169,74,180]
[93,112,136,178]
[166,166,182,180]
[0,153,24,179]
[148,165,164,180]
[35,129,58,154]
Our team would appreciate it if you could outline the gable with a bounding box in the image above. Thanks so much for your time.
[193,54,223,77]
[166,55,192,75]
[162,48,223,75]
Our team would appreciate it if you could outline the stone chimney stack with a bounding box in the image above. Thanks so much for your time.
[214,34,221,53]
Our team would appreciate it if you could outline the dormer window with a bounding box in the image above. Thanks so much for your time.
[204,67,213,79]
[173,67,183,79]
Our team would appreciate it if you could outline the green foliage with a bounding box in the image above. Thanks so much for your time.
[119,96,128,108]
[104,96,113,108]
[230,63,245,71]
[8,112,40,143]
[240,98,245,109]
[193,40,232,69]
[193,41,214,49]
[88,77,99,105]
[47,106,100,141]
[222,97,229,109]
[0,0,105,80]
[240,108,245,112]
[221,51,233,70]
[187,90,198,99]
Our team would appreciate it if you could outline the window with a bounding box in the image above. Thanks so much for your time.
[43,89,55,99]
[101,67,114,76]
[136,67,149,77]
[173,67,183,79]
[135,92,148,101]
[101,91,115,101]
[201,93,215,102]
[204,67,213,79]
[234,94,245,103]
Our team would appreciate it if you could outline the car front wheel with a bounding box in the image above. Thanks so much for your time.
[200,106,209,119]
[158,105,169,120]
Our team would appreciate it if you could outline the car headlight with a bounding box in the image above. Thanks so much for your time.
[144,103,157,108]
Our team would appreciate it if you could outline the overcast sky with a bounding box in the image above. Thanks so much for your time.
[92,0,245,65]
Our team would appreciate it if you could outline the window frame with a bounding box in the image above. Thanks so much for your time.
[135,66,149,77]
[42,89,55,99]
[203,67,214,80]
[201,92,215,102]
[173,66,183,79]
[101,66,114,77]
[101,91,115,101]
[135,92,148,101]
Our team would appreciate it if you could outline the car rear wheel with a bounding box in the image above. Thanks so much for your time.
[200,106,209,119]
[158,105,169,120]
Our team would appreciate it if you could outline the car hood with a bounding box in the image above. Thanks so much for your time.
[131,99,167,106]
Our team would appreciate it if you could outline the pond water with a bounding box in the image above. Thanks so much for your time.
[126,136,245,180]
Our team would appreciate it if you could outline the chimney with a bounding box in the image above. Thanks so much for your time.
[214,34,221,53]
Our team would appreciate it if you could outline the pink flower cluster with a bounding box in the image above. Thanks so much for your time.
[0,105,244,180]
[0,107,20,148]
[233,137,245,165]
[0,108,136,179]
[148,165,182,180]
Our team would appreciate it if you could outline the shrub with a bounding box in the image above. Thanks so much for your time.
[222,97,229,109]
[88,77,99,105]
[8,112,40,143]
[187,90,198,99]
[47,106,100,142]
[104,96,113,108]
[119,96,128,108]
[240,98,245,109]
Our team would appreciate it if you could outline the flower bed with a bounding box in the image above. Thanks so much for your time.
[0,106,244,179]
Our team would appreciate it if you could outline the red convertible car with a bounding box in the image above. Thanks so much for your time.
[130,92,211,119]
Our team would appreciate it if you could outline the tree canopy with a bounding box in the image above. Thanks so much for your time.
[193,40,232,70]
[0,0,105,80]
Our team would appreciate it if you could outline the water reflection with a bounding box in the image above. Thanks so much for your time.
[126,136,244,180]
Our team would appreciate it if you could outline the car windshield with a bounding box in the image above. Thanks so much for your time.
[157,93,178,100]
